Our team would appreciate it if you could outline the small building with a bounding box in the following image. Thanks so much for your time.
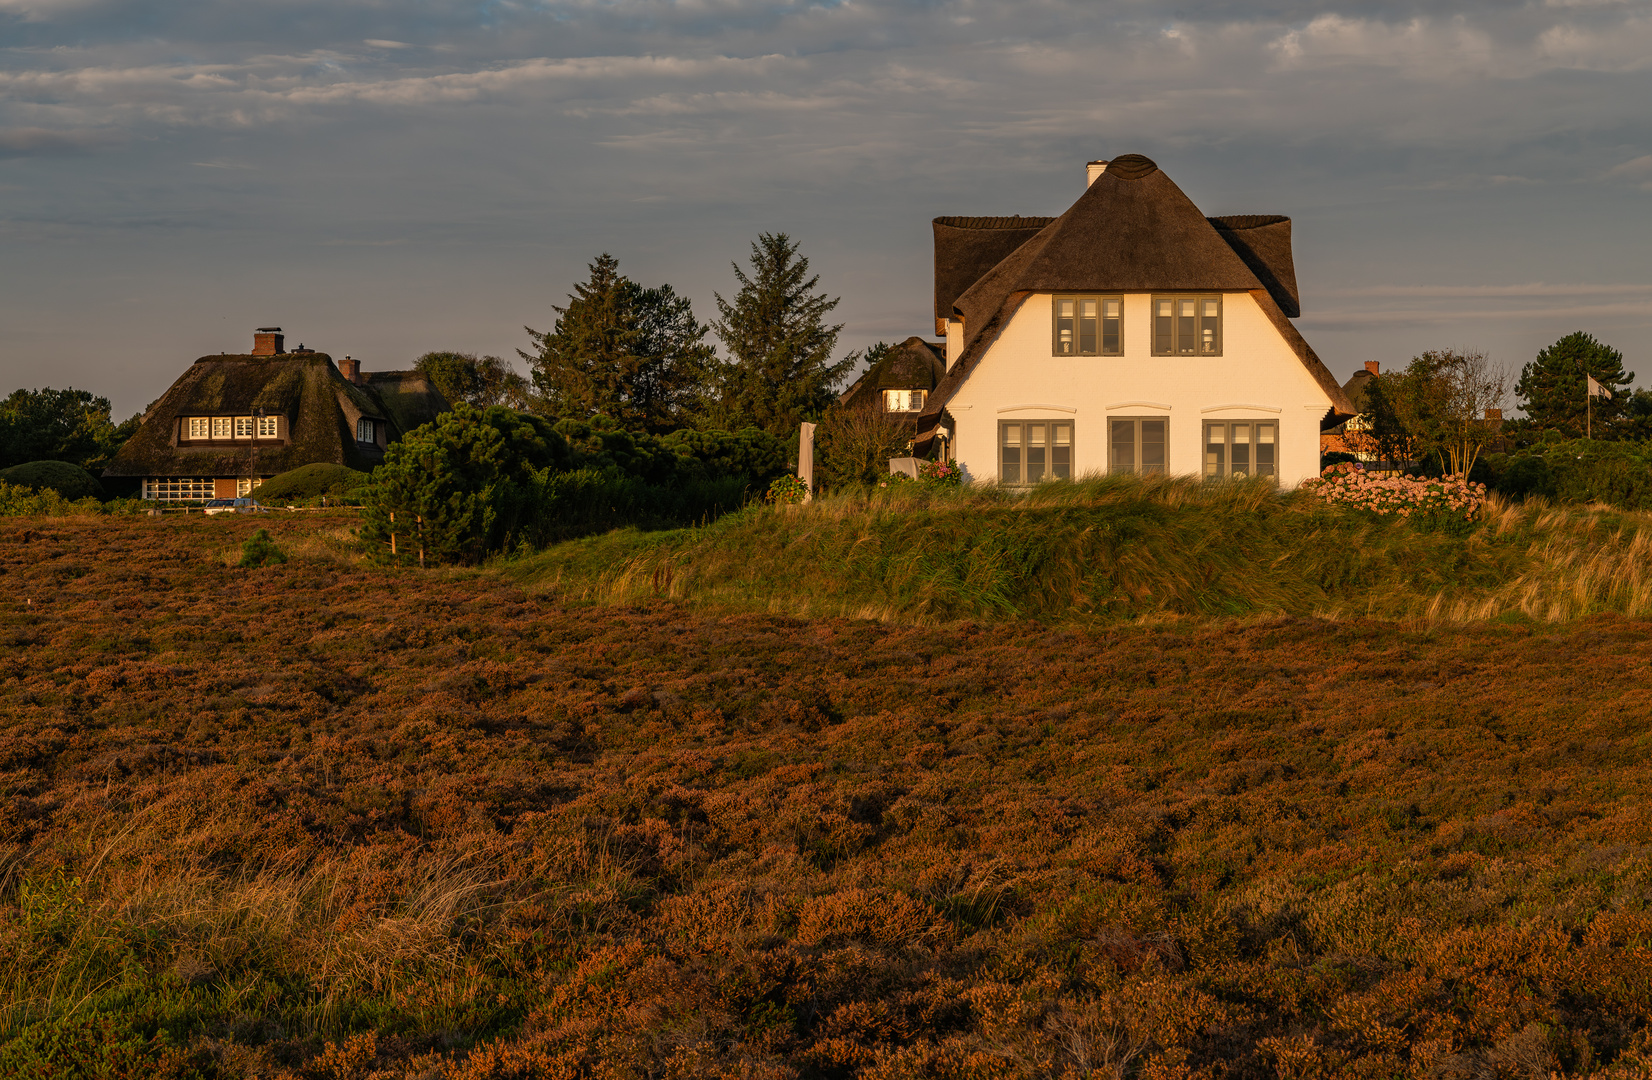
[104,328,448,501]
[837,337,946,416]
[911,155,1357,486]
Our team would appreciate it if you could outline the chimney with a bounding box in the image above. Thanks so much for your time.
[1365,361,1380,376]
[1086,160,1109,187]
[252,327,284,356]
[339,355,362,385]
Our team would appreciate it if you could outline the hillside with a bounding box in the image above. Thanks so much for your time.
[1,514,1650,1077]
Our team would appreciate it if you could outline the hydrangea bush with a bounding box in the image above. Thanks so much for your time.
[1302,462,1486,520]
[917,459,964,487]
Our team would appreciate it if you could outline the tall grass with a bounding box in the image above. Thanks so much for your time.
[509,473,1652,624]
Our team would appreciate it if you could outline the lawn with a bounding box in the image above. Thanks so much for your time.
[1,513,1649,1078]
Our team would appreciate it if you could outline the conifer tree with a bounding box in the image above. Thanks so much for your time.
[520,254,714,433]
[710,233,856,436]
[1515,332,1634,437]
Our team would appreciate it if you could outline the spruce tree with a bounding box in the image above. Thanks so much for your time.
[1515,332,1633,437]
[520,255,714,433]
[710,233,856,436]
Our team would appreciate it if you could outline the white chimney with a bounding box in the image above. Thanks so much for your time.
[1086,160,1109,187]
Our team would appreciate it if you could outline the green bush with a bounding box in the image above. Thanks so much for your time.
[0,481,101,517]
[1481,439,1652,509]
[238,529,288,567]
[765,474,809,505]
[253,463,370,504]
[0,460,104,501]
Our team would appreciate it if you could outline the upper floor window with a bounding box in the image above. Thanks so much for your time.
[357,418,377,443]
[211,416,233,439]
[883,389,926,413]
[1054,295,1122,356]
[187,417,210,439]
[1153,295,1222,356]
[234,416,254,438]
[256,415,278,438]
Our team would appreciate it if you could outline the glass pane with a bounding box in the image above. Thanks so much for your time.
[1001,425,1021,484]
[1056,300,1075,355]
[1052,423,1071,479]
[1231,424,1250,475]
[234,417,253,438]
[1079,298,1097,355]
[1204,423,1225,477]
[1256,424,1276,476]
[911,390,925,409]
[1177,299,1196,355]
[1110,419,1135,474]
[212,417,231,438]
[1026,424,1046,482]
[1200,299,1220,355]
[1141,420,1166,474]
[1154,300,1173,355]
[1102,298,1121,354]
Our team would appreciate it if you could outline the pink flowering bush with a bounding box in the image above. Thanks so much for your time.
[1302,461,1486,521]
[917,459,964,487]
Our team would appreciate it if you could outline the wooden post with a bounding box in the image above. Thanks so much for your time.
[798,421,817,503]
[389,511,397,557]
[417,514,425,570]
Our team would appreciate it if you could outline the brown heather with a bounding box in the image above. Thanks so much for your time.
[1,512,1651,1078]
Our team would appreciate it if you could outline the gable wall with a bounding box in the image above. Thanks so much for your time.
[944,291,1334,486]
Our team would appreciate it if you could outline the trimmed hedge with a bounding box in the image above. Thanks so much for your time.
[255,463,371,504]
[0,460,104,501]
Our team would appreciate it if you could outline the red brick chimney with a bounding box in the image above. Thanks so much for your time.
[339,355,362,385]
[252,327,284,356]
[1365,361,1380,375]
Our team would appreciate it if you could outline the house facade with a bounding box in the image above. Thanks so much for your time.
[912,155,1355,487]
[104,329,448,501]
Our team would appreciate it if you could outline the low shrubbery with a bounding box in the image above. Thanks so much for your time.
[253,463,371,505]
[1479,437,1652,510]
[0,481,151,517]
[0,460,105,501]
[1302,461,1487,521]
[359,405,787,564]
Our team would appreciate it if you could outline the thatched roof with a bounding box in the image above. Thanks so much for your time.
[104,353,448,478]
[913,155,1355,454]
[838,338,946,408]
[933,216,1057,326]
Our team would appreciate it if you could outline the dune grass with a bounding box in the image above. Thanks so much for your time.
[507,474,1652,625]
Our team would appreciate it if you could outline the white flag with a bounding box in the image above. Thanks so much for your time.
[1587,375,1613,400]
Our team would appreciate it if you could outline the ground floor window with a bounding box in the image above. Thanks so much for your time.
[143,477,215,502]
[1108,417,1168,475]
[1000,420,1072,485]
[1203,421,1277,478]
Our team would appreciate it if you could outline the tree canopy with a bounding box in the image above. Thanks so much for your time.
[710,233,856,436]
[1363,349,1507,476]
[0,387,139,472]
[413,352,529,410]
[519,254,714,434]
[1515,331,1634,437]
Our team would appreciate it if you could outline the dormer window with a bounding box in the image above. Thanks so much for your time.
[257,415,278,438]
[211,417,233,439]
[883,389,926,413]
[188,418,210,439]
[1153,295,1222,356]
[1054,295,1122,356]
[234,416,254,438]
[357,418,377,443]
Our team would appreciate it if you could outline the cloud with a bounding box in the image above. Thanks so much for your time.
[0,126,106,156]
[1604,153,1652,188]
[1329,283,1652,298]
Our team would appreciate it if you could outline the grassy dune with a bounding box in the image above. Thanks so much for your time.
[1,509,1651,1077]
[513,475,1652,624]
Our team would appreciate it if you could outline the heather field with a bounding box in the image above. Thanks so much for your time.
[3,512,1652,1079]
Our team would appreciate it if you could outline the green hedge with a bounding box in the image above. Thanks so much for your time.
[1478,439,1652,510]
[0,460,104,501]
[254,463,371,504]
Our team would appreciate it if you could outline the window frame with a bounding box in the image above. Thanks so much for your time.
[1151,294,1223,357]
[998,419,1074,486]
[882,388,926,413]
[187,417,210,439]
[256,415,279,438]
[1107,416,1170,476]
[210,416,233,439]
[357,418,377,444]
[1052,294,1124,357]
[1202,419,1279,480]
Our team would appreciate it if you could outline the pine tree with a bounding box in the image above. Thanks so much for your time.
[520,255,714,433]
[1515,332,1634,437]
[710,233,856,436]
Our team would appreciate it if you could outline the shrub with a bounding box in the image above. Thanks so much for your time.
[1480,439,1652,509]
[815,403,914,489]
[0,460,104,501]
[0,481,103,517]
[1301,462,1486,520]
[253,463,370,504]
[765,474,809,505]
[917,459,963,487]
[238,528,288,567]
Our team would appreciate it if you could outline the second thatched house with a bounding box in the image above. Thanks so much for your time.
[104,328,448,501]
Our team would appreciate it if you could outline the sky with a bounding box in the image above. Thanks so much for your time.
[1,0,1650,419]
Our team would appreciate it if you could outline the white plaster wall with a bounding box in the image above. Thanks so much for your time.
[945,292,1334,487]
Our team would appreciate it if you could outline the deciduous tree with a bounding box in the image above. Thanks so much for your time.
[0,387,138,472]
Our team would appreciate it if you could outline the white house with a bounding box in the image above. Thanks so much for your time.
[912,154,1356,487]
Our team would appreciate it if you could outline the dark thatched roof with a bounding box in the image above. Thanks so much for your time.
[933,216,1057,326]
[838,338,946,409]
[104,353,448,478]
[1208,215,1300,318]
[912,154,1356,455]
[1341,367,1378,413]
